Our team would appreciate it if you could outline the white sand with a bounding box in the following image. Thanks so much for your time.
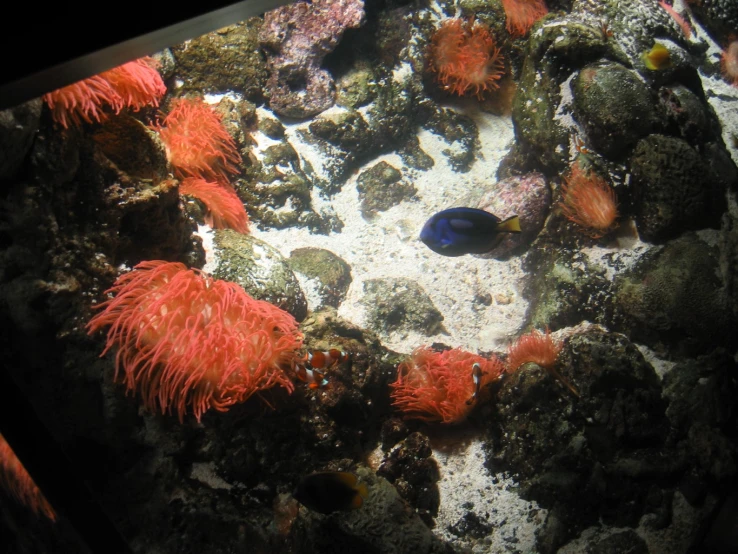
[248,103,526,356]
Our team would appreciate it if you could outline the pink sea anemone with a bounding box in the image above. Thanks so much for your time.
[430,18,505,99]
[87,261,303,422]
[501,0,548,37]
[0,434,56,521]
[152,97,242,184]
[560,160,619,238]
[722,40,738,88]
[43,57,166,129]
[179,178,250,234]
[390,346,504,423]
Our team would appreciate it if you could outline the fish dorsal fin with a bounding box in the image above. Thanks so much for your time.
[448,218,475,230]
[334,472,358,488]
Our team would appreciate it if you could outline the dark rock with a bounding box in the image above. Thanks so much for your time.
[378,431,440,526]
[630,135,726,242]
[613,234,737,355]
[572,62,659,159]
[487,330,673,549]
[0,98,41,180]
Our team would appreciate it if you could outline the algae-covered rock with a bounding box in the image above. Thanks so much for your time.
[356,161,417,219]
[630,135,726,242]
[336,62,378,109]
[422,106,478,173]
[512,17,616,172]
[211,230,307,321]
[572,62,659,159]
[171,20,268,101]
[613,234,736,355]
[287,248,352,309]
[523,248,614,331]
[361,277,444,338]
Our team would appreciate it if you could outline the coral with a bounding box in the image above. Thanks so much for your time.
[86,261,303,422]
[560,160,618,237]
[152,97,242,184]
[259,0,365,118]
[721,40,738,87]
[658,1,693,38]
[43,57,166,129]
[390,346,504,423]
[0,434,56,521]
[501,0,548,37]
[430,18,505,99]
[179,178,249,234]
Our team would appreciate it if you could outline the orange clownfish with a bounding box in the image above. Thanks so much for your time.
[295,364,330,390]
[305,349,349,369]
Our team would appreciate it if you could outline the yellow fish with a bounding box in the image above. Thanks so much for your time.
[642,43,671,70]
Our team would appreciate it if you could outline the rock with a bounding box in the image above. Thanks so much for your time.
[294,468,451,554]
[475,172,550,259]
[171,20,268,101]
[572,62,659,159]
[356,161,417,219]
[630,135,725,242]
[361,277,445,338]
[287,247,352,309]
[0,98,41,180]
[613,233,737,355]
[211,230,308,321]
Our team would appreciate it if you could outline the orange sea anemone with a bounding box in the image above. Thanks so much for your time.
[507,329,578,397]
[87,261,303,422]
[560,160,618,237]
[658,1,692,39]
[43,57,166,129]
[501,0,548,37]
[0,434,56,521]
[179,178,250,234]
[721,40,738,88]
[430,18,505,99]
[390,346,504,423]
[152,97,242,184]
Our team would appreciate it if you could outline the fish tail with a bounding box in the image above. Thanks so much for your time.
[496,215,521,233]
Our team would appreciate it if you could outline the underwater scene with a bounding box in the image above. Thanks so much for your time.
[1,0,738,552]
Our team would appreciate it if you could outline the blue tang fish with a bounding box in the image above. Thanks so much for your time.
[420,207,521,257]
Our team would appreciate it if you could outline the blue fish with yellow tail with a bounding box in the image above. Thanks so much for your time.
[420,207,521,257]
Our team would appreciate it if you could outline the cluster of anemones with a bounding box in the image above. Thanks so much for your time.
[430,18,505,99]
[389,329,577,423]
[152,97,250,234]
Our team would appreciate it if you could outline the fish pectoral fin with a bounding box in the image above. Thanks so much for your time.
[496,215,521,233]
